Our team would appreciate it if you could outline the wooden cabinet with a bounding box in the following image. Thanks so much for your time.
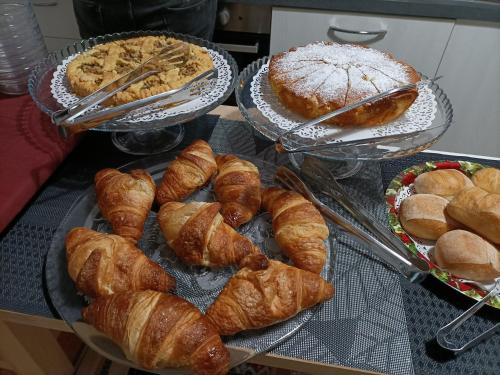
[432,21,500,157]
[32,1,80,51]
[270,7,454,77]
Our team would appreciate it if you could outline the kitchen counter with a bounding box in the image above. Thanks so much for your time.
[225,0,500,23]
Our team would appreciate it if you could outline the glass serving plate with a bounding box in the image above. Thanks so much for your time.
[385,160,500,309]
[45,152,336,374]
[235,57,454,177]
[28,30,238,154]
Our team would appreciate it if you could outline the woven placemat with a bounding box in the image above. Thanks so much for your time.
[1,116,499,375]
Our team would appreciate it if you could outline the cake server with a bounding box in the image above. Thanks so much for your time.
[274,165,428,282]
[52,42,187,128]
[55,68,217,136]
[276,76,442,153]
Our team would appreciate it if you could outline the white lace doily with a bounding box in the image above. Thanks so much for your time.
[50,48,231,123]
[250,62,437,142]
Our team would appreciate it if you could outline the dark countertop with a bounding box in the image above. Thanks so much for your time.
[225,0,500,23]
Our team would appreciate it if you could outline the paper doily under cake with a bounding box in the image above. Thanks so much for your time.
[50,48,232,123]
[250,62,437,142]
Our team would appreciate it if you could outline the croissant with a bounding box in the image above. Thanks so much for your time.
[214,154,261,228]
[95,168,155,244]
[156,139,217,205]
[206,254,334,335]
[82,290,229,375]
[157,201,260,267]
[262,187,329,273]
[66,227,175,298]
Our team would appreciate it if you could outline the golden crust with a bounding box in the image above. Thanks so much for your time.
[66,36,214,106]
[268,42,420,127]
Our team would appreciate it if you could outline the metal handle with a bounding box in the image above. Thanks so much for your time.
[216,42,259,54]
[329,24,387,37]
[33,1,58,6]
[275,166,427,282]
[436,280,500,353]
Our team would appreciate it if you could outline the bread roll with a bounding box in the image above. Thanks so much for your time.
[433,230,500,281]
[472,167,500,194]
[399,194,456,240]
[446,187,500,244]
[414,169,473,200]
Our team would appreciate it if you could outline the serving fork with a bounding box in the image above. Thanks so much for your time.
[275,164,428,281]
[52,42,216,136]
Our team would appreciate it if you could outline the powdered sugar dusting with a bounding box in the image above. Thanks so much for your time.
[273,42,413,104]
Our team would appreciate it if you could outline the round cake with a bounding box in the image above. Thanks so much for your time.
[66,36,214,106]
[268,42,420,127]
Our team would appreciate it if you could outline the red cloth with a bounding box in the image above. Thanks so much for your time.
[0,94,78,232]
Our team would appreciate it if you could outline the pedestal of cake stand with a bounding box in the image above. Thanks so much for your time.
[288,153,364,179]
[110,125,185,155]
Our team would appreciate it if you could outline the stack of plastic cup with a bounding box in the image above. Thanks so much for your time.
[0,1,48,95]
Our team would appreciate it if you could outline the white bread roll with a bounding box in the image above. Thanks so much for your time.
[446,187,500,244]
[472,167,500,194]
[433,230,500,281]
[399,194,457,240]
[414,169,473,201]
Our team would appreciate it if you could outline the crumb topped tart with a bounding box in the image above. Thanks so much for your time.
[66,36,214,106]
[268,42,420,127]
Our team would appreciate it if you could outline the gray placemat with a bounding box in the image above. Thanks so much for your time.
[210,121,413,375]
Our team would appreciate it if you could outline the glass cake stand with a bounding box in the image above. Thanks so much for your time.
[235,57,453,178]
[28,30,238,155]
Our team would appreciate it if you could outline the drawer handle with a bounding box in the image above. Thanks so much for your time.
[216,42,259,54]
[33,1,58,6]
[329,25,387,37]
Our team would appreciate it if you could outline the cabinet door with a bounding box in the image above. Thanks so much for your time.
[270,7,454,77]
[33,0,81,39]
[432,21,500,157]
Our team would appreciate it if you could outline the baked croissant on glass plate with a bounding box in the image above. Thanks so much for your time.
[95,168,155,244]
[156,139,217,205]
[214,154,261,228]
[206,254,334,335]
[66,227,175,297]
[157,201,261,267]
[262,187,329,273]
[83,290,230,375]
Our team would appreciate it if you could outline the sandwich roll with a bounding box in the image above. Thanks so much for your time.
[433,230,500,282]
[472,167,500,194]
[414,169,473,200]
[399,194,457,240]
[447,187,500,244]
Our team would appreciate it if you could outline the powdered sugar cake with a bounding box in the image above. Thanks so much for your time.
[268,42,420,127]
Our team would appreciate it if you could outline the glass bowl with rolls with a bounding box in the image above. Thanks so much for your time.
[45,140,336,374]
[235,42,453,178]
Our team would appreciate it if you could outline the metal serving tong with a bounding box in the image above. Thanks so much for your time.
[436,279,500,353]
[275,162,429,282]
[276,76,442,153]
[52,42,216,136]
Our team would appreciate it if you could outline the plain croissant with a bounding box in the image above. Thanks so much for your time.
[262,187,329,273]
[66,227,175,297]
[95,168,155,244]
[156,139,217,205]
[214,154,261,228]
[206,254,334,335]
[82,290,230,375]
[157,201,260,267]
